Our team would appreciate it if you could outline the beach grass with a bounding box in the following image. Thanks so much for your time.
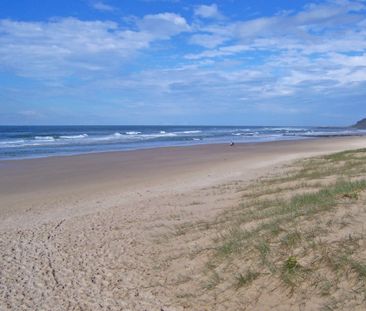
[173,148,366,309]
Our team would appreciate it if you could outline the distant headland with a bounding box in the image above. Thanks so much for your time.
[353,118,366,129]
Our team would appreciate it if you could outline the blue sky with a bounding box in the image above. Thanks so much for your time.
[0,0,365,126]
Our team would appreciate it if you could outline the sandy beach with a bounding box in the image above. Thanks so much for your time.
[1,137,366,310]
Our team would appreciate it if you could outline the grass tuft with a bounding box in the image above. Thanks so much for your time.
[256,240,270,262]
[281,231,302,248]
[349,259,366,279]
[235,270,260,289]
[284,256,299,272]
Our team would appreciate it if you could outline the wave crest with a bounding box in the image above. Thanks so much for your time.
[35,136,55,141]
[60,134,88,139]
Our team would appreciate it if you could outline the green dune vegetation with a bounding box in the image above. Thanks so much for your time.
[168,148,366,309]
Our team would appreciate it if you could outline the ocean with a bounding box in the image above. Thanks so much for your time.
[0,125,365,160]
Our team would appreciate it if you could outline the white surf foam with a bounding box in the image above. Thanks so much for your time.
[301,130,365,137]
[0,139,26,147]
[179,130,202,134]
[125,131,141,135]
[60,134,88,139]
[34,136,55,141]
[140,133,177,138]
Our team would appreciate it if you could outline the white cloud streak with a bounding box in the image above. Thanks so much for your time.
[184,0,366,95]
[0,0,366,123]
[194,4,222,19]
[0,13,190,78]
[91,1,115,12]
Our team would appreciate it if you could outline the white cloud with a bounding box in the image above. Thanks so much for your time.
[194,4,222,19]
[185,44,251,59]
[188,0,366,50]
[91,1,115,12]
[1,0,366,123]
[0,14,190,78]
[231,0,366,40]
[184,0,366,96]
[137,13,190,38]
[189,33,227,48]
[329,52,366,67]
[294,0,365,25]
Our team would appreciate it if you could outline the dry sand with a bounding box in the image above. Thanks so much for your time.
[1,137,366,310]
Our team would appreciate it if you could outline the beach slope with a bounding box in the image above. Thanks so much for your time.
[1,137,366,310]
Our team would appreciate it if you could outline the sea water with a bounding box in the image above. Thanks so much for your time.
[0,125,365,160]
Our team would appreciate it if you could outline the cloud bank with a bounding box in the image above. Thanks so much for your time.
[0,0,366,125]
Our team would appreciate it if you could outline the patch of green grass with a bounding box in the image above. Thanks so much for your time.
[256,240,270,262]
[333,178,366,194]
[217,179,366,260]
[327,254,366,282]
[289,179,366,216]
[281,230,302,248]
[265,222,282,236]
[204,271,220,290]
[241,182,320,199]
[256,240,277,273]
[284,256,299,272]
[216,227,251,257]
[281,256,305,287]
[349,259,366,280]
[324,149,366,162]
[235,270,260,289]
[324,151,351,162]
[341,191,359,200]
[319,279,332,296]
[266,149,366,185]
[317,235,366,282]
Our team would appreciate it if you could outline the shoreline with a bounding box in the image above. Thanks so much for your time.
[0,135,360,163]
[0,136,309,162]
[1,130,365,162]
